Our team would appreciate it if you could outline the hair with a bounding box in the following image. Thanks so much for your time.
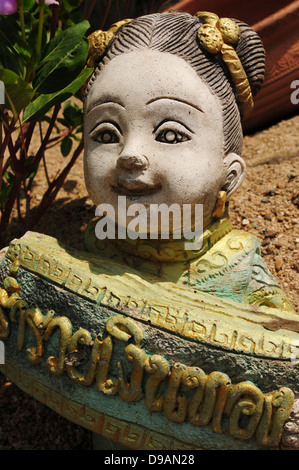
[84,11,265,156]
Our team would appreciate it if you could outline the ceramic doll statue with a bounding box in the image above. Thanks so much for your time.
[0,11,298,451]
[83,11,295,313]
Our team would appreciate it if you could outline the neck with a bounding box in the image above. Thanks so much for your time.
[84,212,233,265]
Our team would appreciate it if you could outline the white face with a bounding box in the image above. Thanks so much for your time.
[84,50,228,232]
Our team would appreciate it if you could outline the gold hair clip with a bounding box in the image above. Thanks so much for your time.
[195,11,254,118]
[86,19,133,68]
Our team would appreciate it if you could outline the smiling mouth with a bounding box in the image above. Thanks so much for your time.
[110,179,162,197]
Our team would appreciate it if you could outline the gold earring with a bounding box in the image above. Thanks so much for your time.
[212,191,227,218]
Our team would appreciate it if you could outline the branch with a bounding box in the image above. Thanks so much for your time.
[26,104,61,175]
[26,138,84,231]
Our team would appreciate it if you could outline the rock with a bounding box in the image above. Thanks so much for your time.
[292,194,299,208]
[242,218,250,225]
[275,256,284,272]
[264,189,276,197]
[264,229,278,238]
[292,261,299,273]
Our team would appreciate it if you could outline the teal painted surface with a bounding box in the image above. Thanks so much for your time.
[0,257,297,450]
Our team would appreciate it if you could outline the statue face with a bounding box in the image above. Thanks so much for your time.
[84,50,228,232]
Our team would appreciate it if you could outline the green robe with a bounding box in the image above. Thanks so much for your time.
[84,216,296,314]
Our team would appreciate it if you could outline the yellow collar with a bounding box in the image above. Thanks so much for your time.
[84,216,233,265]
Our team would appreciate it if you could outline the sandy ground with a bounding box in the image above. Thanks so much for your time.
[0,114,298,450]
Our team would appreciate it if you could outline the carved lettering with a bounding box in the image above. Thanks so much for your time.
[163,363,188,423]
[5,240,298,361]
[43,316,73,375]
[0,280,295,448]
[145,355,170,411]
[225,382,265,440]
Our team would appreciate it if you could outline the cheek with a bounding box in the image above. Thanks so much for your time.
[84,149,110,204]
[84,146,115,179]
[158,149,225,200]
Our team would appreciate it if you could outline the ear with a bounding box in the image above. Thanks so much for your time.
[222,153,246,198]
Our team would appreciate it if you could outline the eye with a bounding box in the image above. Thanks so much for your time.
[96,130,119,144]
[89,122,121,144]
[156,129,190,144]
[154,120,192,144]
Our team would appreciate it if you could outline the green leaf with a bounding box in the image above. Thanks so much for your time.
[27,23,48,61]
[61,135,73,156]
[0,43,20,75]
[62,100,83,128]
[0,178,13,210]
[23,67,92,122]
[0,185,8,210]
[0,16,27,74]
[4,171,14,184]
[23,0,36,11]
[0,68,34,116]
[25,156,39,180]
[33,21,90,94]
[62,0,82,12]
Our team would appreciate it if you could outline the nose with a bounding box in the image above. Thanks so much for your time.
[116,154,148,172]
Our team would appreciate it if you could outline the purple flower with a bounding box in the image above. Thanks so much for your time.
[0,0,17,15]
[35,0,59,4]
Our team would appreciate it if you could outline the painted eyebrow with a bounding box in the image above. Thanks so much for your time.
[89,120,123,135]
[86,100,125,115]
[146,97,204,113]
[153,118,194,134]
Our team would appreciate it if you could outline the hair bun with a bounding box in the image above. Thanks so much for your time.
[234,20,266,97]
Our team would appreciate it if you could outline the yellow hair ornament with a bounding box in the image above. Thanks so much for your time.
[195,11,254,119]
[86,19,133,68]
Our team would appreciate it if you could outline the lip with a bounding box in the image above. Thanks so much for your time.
[110,178,162,196]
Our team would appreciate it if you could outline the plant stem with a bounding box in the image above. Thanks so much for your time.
[16,189,24,225]
[50,4,59,39]
[0,171,23,240]
[18,116,29,163]
[1,112,22,172]
[0,118,17,171]
[27,104,60,174]
[18,0,26,41]
[39,121,51,186]
[36,0,45,59]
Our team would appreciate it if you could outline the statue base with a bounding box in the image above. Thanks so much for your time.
[0,231,298,450]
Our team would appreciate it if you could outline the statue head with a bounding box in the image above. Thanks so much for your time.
[82,11,265,234]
